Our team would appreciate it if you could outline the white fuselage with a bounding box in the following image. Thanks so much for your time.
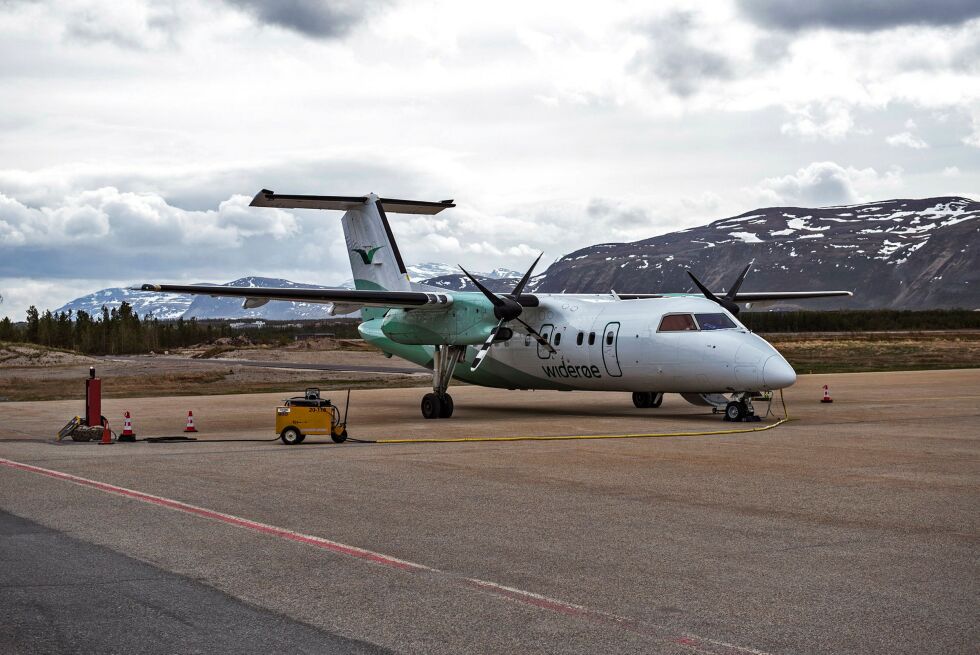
[369,294,797,393]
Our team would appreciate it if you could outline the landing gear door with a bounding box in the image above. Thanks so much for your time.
[601,322,622,377]
[537,324,555,359]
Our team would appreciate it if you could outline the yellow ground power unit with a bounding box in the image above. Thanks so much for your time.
[275,388,349,445]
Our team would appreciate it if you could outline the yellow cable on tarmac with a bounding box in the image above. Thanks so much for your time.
[374,391,792,444]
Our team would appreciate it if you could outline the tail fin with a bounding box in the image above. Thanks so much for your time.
[249,189,454,293]
[342,198,411,292]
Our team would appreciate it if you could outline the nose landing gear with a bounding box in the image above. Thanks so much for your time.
[723,393,761,422]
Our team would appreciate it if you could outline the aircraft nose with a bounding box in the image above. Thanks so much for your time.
[763,355,796,389]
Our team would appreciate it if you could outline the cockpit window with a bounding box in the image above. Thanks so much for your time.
[658,314,698,332]
[694,313,737,330]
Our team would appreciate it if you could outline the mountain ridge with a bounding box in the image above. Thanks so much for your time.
[527,196,978,309]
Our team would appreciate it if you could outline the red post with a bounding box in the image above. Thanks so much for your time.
[85,367,101,427]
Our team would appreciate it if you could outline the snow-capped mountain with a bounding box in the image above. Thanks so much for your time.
[339,263,520,289]
[180,277,341,320]
[55,287,195,320]
[419,274,520,293]
[531,197,979,309]
[55,277,343,321]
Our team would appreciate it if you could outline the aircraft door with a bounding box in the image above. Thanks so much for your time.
[601,322,622,377]
[537,324,555,359]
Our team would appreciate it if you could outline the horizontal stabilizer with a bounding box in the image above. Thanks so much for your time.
[250,189,455,215]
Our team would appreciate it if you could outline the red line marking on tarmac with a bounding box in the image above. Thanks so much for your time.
[0,457,773,655]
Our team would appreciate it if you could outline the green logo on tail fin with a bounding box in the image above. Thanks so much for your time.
[353,246,384,264]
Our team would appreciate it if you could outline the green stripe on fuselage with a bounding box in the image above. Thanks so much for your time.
[358,318,574,390]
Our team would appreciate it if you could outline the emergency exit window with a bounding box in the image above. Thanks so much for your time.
[658,314,698,331]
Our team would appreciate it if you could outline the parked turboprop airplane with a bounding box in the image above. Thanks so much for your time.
[139,190,852,421]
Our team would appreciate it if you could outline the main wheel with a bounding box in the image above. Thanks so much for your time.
[650,392,664,408]
[632,392,652,408]
[280,426,303,445]
[421,393,442,419]
[332,429,348,444]
[438,393,454,418]
[724,401,747,422]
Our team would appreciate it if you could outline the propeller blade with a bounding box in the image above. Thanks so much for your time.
[459,266,504,307]
[686,271,721,303]
[510,252,543,299]
[471,318,506,371]
[516,318,556,354]
[724,263,751,302]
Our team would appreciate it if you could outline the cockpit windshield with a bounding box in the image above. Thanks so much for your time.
[658,314,698,331]
[694,313,737,330]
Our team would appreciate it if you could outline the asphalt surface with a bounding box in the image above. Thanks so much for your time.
[1,369,978,654]
[0,510,389,654]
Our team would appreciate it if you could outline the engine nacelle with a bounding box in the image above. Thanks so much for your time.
[380,295,508,346]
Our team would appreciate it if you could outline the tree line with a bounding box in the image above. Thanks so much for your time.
[0,304,235,355]
[0,303,363,355]
[739,309,980,333]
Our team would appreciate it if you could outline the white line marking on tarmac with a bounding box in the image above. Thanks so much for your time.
[0,457,775,655]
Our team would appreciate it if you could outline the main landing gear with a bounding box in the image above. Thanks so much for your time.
[422,344,465,419]
[632,392,664,409]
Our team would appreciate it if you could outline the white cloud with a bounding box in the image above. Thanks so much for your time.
[942,166,961,176]
[886,131,929,148]
[964,112,980,147]
[780,102,857,141]
[752,161,902,206]
[0,187,297,251]
[1,1,979,317]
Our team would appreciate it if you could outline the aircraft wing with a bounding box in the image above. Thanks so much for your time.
[616,290,853,301]
[135,284,453,310]
[732,291,852,302]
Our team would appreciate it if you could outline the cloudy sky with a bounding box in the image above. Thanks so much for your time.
[1,0,979,319]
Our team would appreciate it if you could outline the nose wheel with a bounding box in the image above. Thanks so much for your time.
[723,397,761,422]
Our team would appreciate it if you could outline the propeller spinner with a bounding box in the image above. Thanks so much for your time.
[686,263,751,315]
[460,254,555,371]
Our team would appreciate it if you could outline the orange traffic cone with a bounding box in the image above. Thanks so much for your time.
[821,384,833,403]
[119,411,136,442]
[100,422,113,445]
[184,410,198,433]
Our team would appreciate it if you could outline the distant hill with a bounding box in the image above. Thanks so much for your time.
[54,277,343,321]
[530,197,979,309]
[339,263,520,290]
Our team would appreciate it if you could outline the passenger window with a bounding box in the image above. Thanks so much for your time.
[554,332,562,345]
[694,313,737,330]
[576,332,584,346]
[588,332,595,345]
[658,314,698,332]
[605,331,614,345]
